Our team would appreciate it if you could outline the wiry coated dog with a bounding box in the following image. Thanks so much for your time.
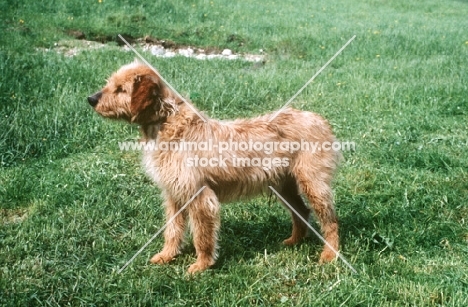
[88,61,340,273]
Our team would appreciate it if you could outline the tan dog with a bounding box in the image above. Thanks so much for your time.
[88,61,340,273]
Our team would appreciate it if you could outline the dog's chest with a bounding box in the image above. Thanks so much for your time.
[142,151,161,184]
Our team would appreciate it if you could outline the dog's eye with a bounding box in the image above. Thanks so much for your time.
[115,86,126,94]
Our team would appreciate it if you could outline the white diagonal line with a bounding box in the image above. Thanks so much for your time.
[268,35,356,122]
[268,186,357,274]
[118,34,208,123]
[117,186,207,274]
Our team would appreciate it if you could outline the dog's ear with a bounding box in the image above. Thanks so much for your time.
[130,74,161,117]
[130,73,178,124]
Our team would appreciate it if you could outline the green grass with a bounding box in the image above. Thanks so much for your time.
[1,0,468,305]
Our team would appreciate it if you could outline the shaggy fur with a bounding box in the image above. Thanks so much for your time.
[88,61,340,273]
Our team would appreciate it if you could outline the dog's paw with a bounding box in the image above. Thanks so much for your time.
[187,263,209,274]
[187,259,214,274]
[283,236,301,246]
[150,252,175,265]
[319,249,337,264]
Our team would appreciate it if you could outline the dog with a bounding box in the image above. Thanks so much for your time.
[88,61,340,273]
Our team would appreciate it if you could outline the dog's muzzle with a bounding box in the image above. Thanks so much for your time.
[87,91,102,107]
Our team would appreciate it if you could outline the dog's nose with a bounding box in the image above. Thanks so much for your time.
[87,91,102,107]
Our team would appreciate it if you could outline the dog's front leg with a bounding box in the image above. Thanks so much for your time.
[150,197,186,265]
[187,187,220,274]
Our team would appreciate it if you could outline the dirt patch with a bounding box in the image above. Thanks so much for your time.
[135,35,265,62]
[1,208,29,225]
[42,31,266,62]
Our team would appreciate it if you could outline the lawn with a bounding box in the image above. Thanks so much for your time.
[1,0,467,306]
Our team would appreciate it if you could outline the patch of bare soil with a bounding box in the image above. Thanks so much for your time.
[42,31,266,62]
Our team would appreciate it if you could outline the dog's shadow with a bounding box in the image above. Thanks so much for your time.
[213,213,362,270]
[210,210,323,268]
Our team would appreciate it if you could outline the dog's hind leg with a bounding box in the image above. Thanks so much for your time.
[294,167,339,263]
[187,187,220,274]
[279,176,311,245]
[151,197,186,265]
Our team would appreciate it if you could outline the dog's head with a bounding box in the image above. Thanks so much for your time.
[88,61,178,125]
